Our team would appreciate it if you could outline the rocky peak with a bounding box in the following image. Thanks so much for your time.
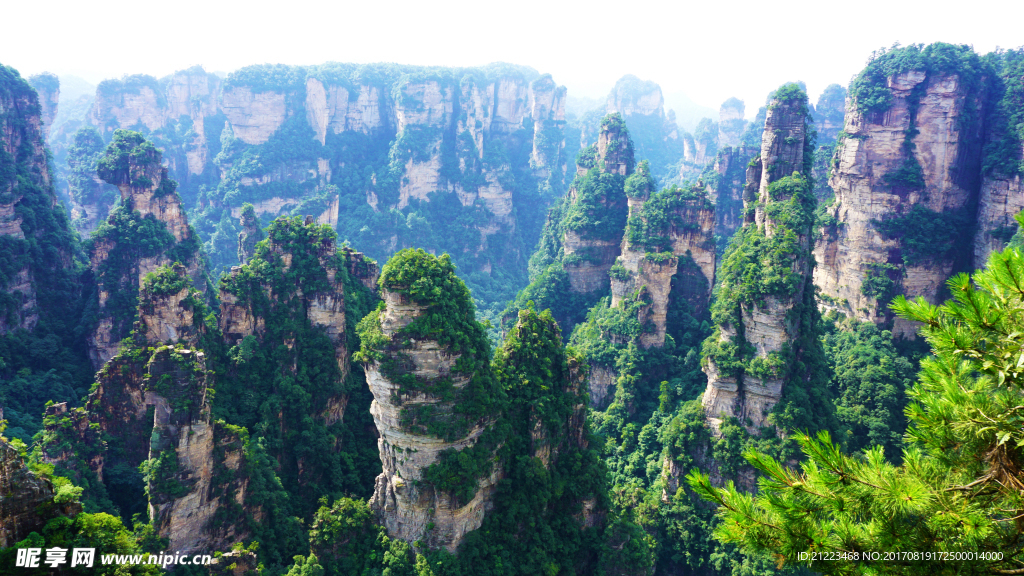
[529,74,568,176]
[27,72,59,138]
[755,88,809,232]
[138,263,205,346]
[610,178,716,350]
[361,249,504,552]
[237,203,263,264]
[718,97,746,148]
[702,83,817,431]
[597,113,635,176]
[813,48,987,334]
[560,114,634,295]
[87,131,206,367]
[813,83,847,145]
[706,145,758,244]
[606,74,665,119]
[97,130,193,243]
[0,65,64,335]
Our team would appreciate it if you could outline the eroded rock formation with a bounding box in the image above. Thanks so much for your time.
[0,66,57,334]
[0,437,81,548]
[702,86,817,430]
[718,98,746,149]
[562,114,634,294]
[43,264,252,554]
[610,163,716,349]
[363,250,504,552]
[87,132,206,367]
[813,70,985,334]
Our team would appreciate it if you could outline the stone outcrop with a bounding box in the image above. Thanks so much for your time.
[237,204,263,264]
[563,115,633,294]
[0,66,62,334]
[0,437,82,548]
[813,71,985,334]
[705,145,758,245]
[43,266,253,555]
[606,74,664,118]
[87,133,206,367]
[220,218,355,378]
[69,63,570,292]
[366,285,501,552]
[702,87,816,430]
[718,98,746,149]
[812,84,848,145]
[145,347,252,554]
[27,73,59,138]
[975,172,1024,264]
[610,165,716,349]
[529,74,568,177]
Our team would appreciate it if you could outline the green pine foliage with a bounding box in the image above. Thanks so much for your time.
[821,315,916,460]
[690,244,1024,574]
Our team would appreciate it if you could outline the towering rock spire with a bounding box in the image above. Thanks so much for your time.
[43,264,254,555]
[813,45,986,334]
[87,130,206,367]
[360,249,505,551]
[701,84,820,430]
[561,113,634,294]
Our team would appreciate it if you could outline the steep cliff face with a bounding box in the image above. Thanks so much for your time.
[90,69,221,179]
[236,203,263,264]
[812,84,847,145]
[702,84,819,430]
[604,74,684,183]
[360,249,504,551]
[813,59,985,333]
[610,162,716,349]
[562,114,634,293]
[718,98,746,148]
[530,74,568,180]
[704,145,758,249]
[221,216,351,377]
[216,216,379,510]
[0,63,77,340]
[27,73,59,138]
[86,130,206,367]
[975,170,1024,264]
[144,346,253,555]
[74,63,568,310]
[0,437,81,548]
[0,66,58,334]
[64,127,118,235]
[43,264,254,554]
[974,51,1024,265]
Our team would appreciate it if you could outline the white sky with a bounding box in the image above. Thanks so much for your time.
[3,0,1021,118]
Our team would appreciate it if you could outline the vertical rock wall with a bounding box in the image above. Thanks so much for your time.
[87,134,206,367]
[0,66,56,334]
[702,87,816,430]
[813,71,985,333]
[562,115,634,294]
[363,254,503,552]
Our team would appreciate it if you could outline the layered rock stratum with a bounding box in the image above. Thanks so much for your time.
[813,70,984,334]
